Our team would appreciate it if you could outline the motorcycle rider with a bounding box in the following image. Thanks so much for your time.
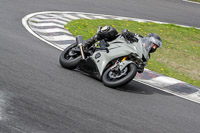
[83,26,162,73]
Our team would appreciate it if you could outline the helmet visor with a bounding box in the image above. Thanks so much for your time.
[149,37,162,47]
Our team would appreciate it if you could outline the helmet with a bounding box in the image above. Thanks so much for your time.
[147,33,162,47]
[99,26,118,41]
[147,33,162,53]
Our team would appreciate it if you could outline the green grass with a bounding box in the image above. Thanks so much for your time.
[65,19,200,87]
[188,0,200,3]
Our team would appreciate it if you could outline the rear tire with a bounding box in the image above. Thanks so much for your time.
[59,43,81,69]
[102,63,137,88]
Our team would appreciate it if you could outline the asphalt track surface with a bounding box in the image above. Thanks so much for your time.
[0,0,200,133]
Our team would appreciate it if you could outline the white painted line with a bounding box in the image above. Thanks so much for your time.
[93,16,107,19]
[36,14,57,19]
[134,79,200,104]
[62,14,80,20]
[29,22,65,28]
[77,14,92,19]
[114,17,130,20]
[147,76,184,87]
[29,18,67,25]
[188,92,200,102]
[51,17,71,22]
[22,14,64,51]
[182,0,200,4]
[35,15,71,22]
[30,27,71,34]
[134,19,147,23]
[41,34,75,41]
[31,28,71,34]
[44,13,63,17]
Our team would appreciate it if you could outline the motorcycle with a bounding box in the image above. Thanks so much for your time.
[59,34,149,88]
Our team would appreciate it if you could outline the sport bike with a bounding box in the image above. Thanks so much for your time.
[59,35,149,88]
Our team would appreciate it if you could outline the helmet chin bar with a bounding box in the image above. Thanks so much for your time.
[149,47,157,53]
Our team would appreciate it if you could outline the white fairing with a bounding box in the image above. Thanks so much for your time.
[91,36,149,76]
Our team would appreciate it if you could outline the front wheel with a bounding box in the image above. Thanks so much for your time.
[59,43,82,69]
[102,63,137,88]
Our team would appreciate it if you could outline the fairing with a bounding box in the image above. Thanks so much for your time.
[91,36,149,76]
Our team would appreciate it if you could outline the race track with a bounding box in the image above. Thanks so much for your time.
[0,0,200,133]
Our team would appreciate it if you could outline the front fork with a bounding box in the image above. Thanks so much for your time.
[111,57,131,72]
[78,43,85,59]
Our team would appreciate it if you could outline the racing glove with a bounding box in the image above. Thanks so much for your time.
[121,29,139,43]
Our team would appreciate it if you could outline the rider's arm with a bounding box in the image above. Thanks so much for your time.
[83,34,100,48]
[83,26,118,48]
[121,29,143,43]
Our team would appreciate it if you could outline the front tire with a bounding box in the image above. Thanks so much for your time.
[59,43,82,69]
[102,63,137,88]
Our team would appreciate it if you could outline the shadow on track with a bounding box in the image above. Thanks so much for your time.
[71,68,172,96]
[113,80,173,96]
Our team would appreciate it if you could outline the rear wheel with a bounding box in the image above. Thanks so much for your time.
[102,63,137,88]
[59,43,81,69]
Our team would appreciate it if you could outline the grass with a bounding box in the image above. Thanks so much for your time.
[65,19,200,87]
[188,0,200,3]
